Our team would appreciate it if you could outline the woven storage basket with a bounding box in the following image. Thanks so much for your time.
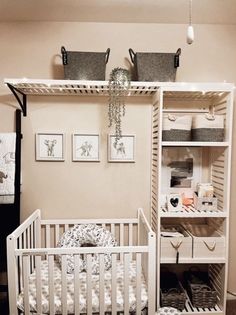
[61,46,110,80]
[162,114,192,141]
[129,48,181,82]
[184,268,217,308]
[192,114,224,142]
[160,271,186,311]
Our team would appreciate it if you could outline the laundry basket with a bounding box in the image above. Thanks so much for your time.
[61,46,110,80]
[129,48,181,82]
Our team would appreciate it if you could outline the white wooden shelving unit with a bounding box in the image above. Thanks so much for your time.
[4,78,234,315]
[151,83,234,315]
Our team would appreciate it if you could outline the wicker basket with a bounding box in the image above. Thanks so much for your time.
[160,271,186,311]
[184,268,217,308]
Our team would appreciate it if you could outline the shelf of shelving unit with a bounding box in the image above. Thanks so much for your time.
[160,205,228,218]
[162,142,229,147]
[160,257,226,264]
[182,296,223,315]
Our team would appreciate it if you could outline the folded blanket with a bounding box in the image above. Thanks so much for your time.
[0,133,16,203]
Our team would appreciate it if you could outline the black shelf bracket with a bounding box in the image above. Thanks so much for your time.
[7,83,27,117]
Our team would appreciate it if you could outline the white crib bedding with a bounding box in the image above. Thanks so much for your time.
[17,260,148,314]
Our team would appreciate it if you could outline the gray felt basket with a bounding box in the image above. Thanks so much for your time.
[61,46,110,80]
[129,48,181,82]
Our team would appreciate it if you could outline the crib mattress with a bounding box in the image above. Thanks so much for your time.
[17,260,148,314]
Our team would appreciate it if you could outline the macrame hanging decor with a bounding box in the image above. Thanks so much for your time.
[108,67,131,144]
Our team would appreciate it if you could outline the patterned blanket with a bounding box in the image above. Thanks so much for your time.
[17,260,148,314]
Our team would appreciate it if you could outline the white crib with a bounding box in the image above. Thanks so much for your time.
[7,208,156,315]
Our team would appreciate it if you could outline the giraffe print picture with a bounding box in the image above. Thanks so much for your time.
[36,133,65,161]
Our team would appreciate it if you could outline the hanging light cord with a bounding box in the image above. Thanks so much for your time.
[189,0,192,26]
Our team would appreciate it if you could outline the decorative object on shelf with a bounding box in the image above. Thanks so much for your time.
[162,147,202,196]
[72,134,100,162]
[166,193,182,212]
[35,133,65,161]
[108,134,135,163]
[197,183,214,198]
[187,0,194,44]
[162,114,192,141]
[108,67,131,143]
[193,192,217,211]
[192,113,224,141]
[61,46,110,80]
[128,48,181,82]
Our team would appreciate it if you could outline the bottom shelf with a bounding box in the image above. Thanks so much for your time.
[182,294,222,314]
[160,289,223,315]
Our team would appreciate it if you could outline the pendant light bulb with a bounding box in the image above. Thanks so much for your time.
[187,25,194,45]
[187,0,194,45]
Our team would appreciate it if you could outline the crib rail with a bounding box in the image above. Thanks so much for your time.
[7,208,156,315]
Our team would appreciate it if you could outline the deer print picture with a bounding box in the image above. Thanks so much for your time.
[36,133,65,161]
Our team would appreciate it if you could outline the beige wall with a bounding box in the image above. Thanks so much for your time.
[0,22,236,292]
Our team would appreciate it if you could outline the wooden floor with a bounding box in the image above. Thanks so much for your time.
[226,297,236,315]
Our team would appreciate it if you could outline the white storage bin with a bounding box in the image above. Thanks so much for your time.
[192,113,224,142]
[160,225,192,261]
[184,224,225,259]
[162,114,192,141]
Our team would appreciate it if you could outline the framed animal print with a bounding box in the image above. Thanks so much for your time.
[72,134,100,162]
[108,134,135,162]
[36,133,65,161]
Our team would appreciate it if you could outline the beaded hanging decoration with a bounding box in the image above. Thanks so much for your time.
[108,67,131,144]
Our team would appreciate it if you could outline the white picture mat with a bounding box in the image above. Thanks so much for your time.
[73,134,99,161]
[108,135,135,162]
[36,133,65,161]
[161,147,202,203]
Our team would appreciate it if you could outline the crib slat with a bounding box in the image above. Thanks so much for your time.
[35,255,42,315]
[136,253,142,315]
[27,227,30,249]
[128,224,133,246]
[74,254,81,315]
[124,253,130,315]
[65,224,69,232]
[86,254,93,315]
[61,255,68,315]
[99,254,105,315]
[23,230,26,248]
[48,255,55,314]
[46,225,50,248]
[22,255,30,314]
[30,225,34,270]
[55,224,60,245]
[19,236,23,291]
[120,223,124,261]
[111,253,117,315]
[111,223,115,237]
